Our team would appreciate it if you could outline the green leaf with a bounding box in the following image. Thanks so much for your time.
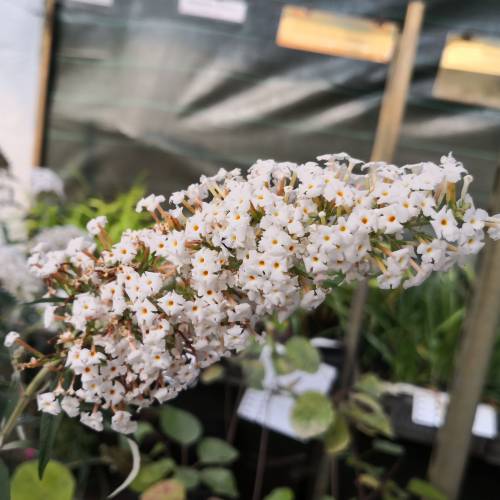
[272,354,295,376]
[141,479,186,500]
[291,392,334,439]
[150,442,167,458]
[38,412,63,479]
[173,467,200,490]
[134,422,155,443]
[241,359,266,389]
[197,437,239,465]
[159,406,203,446]
[23,297,67,306]
[406,479,446,500]
[373,439,405,456]
[11,460,74,500]
[200,467,238,498]
[285,337,321,373]
[264,486,295,500]
[355,373,385,399]
[359,473,381,490]
[130,458,176,493]
[201,364,225,384]
[345,404,393,438]
[0,457,10,500]
[345,391,394,438]
[324,413,351,455]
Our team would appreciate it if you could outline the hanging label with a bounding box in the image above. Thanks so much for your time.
[178,0,248,24]
[433,34,500,110]
[276,6,398,63]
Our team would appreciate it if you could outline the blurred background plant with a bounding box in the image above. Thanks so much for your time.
[27,184,151,243]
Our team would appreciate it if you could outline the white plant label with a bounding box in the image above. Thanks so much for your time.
[411,388,497,439]
[178,0,248,24]
[237,345,337,440]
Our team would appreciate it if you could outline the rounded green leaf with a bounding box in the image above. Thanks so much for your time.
[200,467,238,498]
[291,391,334,439]
[272,355,295,376]
[173,467,200,490]
[160,406,203,446]
[406,479,446,500]
[134,421,156,444]
[324,413,351,455]
[197,437,239,465]
[130,458,176,493]
[11,460,75,500]
[264,486,295,500]
[285,337,320,373]
[241,359,265,389]
[141,479,186,500]
[355,373,385,399]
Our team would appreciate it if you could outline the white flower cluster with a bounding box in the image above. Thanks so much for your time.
[30,225,88,253]
[0,244,42,301]
[26,153,499,434]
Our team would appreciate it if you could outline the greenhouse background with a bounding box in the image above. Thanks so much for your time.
[0,0,499,499]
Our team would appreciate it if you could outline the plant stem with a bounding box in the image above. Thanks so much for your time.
[251,426,269,500]
[0,361,57,448]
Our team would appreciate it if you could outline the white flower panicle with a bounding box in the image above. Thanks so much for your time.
[25,153,499,433]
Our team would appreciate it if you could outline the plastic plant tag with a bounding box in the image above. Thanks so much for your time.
[276,6,398,63]
[178,0,248,24]
[237,345,337,440]
[411,388,497,439]
[433,33,500,110]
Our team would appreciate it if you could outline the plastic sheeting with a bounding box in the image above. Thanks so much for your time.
[46,0,500,205]
[0,0,44,182]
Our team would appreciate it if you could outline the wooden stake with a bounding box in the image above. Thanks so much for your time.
[341,0,426,389]
[371,0,426,162]
[32,0,56,166]
[428,168,500,499]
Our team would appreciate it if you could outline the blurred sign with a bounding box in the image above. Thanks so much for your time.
[433,34,500,109]
[178,0,247,24]
[276,6,398,63]
[411,387,497,439]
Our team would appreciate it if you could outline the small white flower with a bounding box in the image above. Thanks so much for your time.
[4,331,19,347]
[37,392,61,415]
[61,396,80,417]
[136,194,166,213]
[80,411,104,432]
[86,216,108,236]
[431,207,459,241]
[111,411,137,434]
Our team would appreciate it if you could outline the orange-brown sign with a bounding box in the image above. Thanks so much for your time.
[276,6,398,64]
[433,34,500,110]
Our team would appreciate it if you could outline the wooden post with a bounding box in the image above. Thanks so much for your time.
[341,0,426,388]
[428,169,500,499]
[371,0,426,162]
[32,0,56,166]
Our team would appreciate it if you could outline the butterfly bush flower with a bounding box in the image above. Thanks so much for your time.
[20,153,500,434]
